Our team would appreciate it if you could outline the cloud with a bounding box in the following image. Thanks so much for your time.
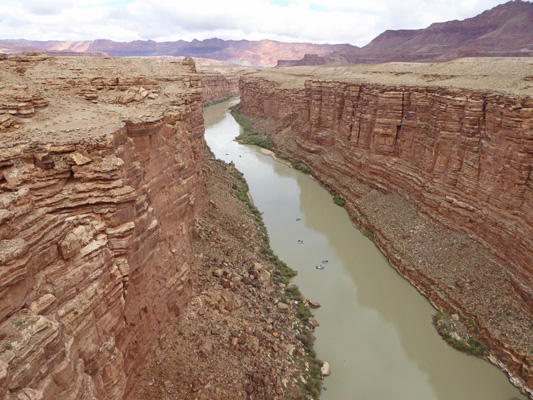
[14,0,73,16]
[0,0,513,46]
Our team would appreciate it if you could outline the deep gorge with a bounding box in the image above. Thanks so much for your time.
[0,53,532,399]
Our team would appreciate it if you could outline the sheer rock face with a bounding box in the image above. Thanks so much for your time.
[200,72,240,104]
[240,77,533,288]
[239,70,533,394]
[0,55,204,399]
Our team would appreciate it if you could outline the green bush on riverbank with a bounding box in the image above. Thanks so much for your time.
[433,311,489,357]
[203,95,237,108]
[229,104,274,150]
[226,151,322,400]
[230,104,315,178]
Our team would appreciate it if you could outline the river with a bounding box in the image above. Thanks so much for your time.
[203,98,526,400]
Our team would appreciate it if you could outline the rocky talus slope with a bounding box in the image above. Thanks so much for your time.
[135,152,322,400]
[239,59,533,397]
[0,54,204,399]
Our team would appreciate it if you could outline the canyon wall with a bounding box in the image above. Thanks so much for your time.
[240,78,533,288]
[239,65,533,395]
[0,55,204,399]
[200,71,240,104]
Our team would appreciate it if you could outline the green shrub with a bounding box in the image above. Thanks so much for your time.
[363,229,374,241]
[433,312,489,356]
[291,160,311,175]
[285,287,301,300]
[296,302,313,321]
[203,95,236,107]
[229,104,274,150]
[333,194,345,207]
[203,140,215,158]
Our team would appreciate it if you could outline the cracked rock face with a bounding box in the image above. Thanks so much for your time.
[238,60,533,397]
[0,55,204,399]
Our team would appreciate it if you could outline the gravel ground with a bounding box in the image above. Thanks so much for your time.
[251,57,533,95]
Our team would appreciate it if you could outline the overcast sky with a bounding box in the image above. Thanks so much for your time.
[0,0,515,46]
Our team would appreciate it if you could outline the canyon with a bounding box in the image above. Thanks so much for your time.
[1,49,532,400]
[238,58,533,397]
[198,66,244,104]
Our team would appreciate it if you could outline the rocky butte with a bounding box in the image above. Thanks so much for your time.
[0,54,207,399]
[238,58,533,397]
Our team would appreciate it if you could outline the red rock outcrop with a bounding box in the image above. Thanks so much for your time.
[239,62,533,396]
[0,56,204,399]
[0,85,48,123]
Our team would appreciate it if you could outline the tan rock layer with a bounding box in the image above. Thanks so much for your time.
[0,85,48,120]
[239,75,533,396]
[0,58,204,399]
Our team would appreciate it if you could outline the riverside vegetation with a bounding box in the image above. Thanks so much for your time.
[213,129,324,398]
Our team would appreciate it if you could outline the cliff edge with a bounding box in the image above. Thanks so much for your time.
[0,54,204,399]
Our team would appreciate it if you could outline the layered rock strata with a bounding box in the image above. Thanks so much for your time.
[0,54,204,399]
[199,70,241,104]
[238,60,533,397]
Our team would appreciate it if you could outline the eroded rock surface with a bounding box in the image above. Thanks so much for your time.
[238,59,533,397]
[199,67,244,104]
[0,54,204,399]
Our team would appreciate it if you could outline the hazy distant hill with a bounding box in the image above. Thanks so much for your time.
[0,38,356,67]
[2,0,530,67]
[278,0,533,66]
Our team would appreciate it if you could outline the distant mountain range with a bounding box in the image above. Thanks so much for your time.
[0,38,356,67]
[0,0,531,67]
[278,0,533,66]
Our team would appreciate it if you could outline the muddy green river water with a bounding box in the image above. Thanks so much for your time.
[203,98,526,400]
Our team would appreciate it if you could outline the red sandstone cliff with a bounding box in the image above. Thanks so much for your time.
[0,55,204,399]
[238,61,533,397]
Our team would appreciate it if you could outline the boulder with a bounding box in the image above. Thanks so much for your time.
[321,361,331,377]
